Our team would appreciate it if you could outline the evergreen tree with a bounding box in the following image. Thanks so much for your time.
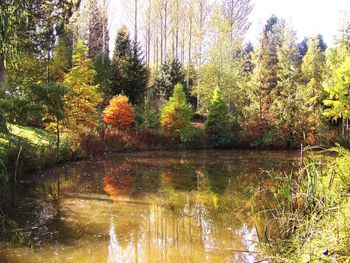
[63,40,102,131]
[251,15,285,121]
[111,26,149,105]
[51,35,71,82]
[125,42,149,105]
[155,59,185,101]
[300,37,326,142]
[298,34,327,60]
[160,83,194,142]
[94,52,113,97]
[205,87,231,147]
[273,25,302,146]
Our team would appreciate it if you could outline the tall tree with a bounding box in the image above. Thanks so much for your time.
[160,83,194,142]
[251,15,285,121]
[205,87,232,147]
[272,25,302,146]
[63,40,102,131]
[111,26,149,105]
[0,0,29,84]
[300,37,326,141]
[155,58,184,101]
[87,0,109,60]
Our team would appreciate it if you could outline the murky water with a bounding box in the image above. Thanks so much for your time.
[0,150,298,263]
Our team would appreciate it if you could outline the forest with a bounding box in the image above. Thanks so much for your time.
[0,0,350,262]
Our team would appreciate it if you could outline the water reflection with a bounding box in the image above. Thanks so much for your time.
[0,151,297,262]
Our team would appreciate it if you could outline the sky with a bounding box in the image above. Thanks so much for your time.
[107,0,350,51]
[246,0,350,46]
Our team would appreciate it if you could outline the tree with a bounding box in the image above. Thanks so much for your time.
[63,40,102,131]
[87,0,109,60]
[323,57,350,134]
[272,25,302,146]
[160,83,194,142]
[51,35,71,82]
[0,0,29,83]
[29,83,68,147]
[103,95,135,130]
[300,37,326,142]
[251,15,285,121]
[94,52,113,96]
[125,42,150,105]
[155,59,185,101]
[205,87,231,147]
[111,26,149,105]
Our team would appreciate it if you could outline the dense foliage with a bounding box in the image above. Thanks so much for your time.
[205,87,232,147]
[160,83,194,142]
[103,95,135,130]
[63,40,102,131]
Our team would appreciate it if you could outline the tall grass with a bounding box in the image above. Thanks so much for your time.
[256,146,350,262]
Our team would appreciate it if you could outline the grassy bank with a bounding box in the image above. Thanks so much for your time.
[257,146,350,262]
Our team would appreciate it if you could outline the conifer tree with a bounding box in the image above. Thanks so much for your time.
[160,83,194,142]
[205,87,231,147]
[252,15,285,121]
[94,52,113,96]
[63,40,102,131]
[155,59,185,101]
[300,37,326,142]
[51,35,71,82]
[272,25,302,145]
[111,26,149,105]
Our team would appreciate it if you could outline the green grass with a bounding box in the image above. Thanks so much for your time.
[0,124,55,156]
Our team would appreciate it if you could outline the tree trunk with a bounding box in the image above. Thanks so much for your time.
[0,54,8,133]
[0,54,5,85]
[56,119,60,148]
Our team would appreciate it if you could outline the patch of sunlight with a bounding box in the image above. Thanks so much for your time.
[7,124,54,146]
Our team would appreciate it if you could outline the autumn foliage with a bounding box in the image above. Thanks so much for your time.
[103,95,135,129]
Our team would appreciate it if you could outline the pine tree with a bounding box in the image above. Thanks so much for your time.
[155,59,185,101]
[272,25,302,145]
[160,83,194,142]
[205,87,231,147]
[63,40,102,131]
[94,52,113,96]
[252,15,285,121]
[300,37,326,142]
[125,42,149,105]
[111,26,149,105]
[51,35,71,82]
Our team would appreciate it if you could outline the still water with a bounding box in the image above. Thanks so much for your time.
[0,150,298,263]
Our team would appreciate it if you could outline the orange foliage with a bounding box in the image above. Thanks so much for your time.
[103,95,135,129]
[103,175,135,197]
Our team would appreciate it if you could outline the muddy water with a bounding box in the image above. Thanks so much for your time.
[0,150,298,263]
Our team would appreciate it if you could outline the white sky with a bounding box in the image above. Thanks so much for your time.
[107,0,350,51]
[247,0,350,46]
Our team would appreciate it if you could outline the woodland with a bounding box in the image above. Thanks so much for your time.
[0,0,350,262]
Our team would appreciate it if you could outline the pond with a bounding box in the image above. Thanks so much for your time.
[0,150,298,263]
